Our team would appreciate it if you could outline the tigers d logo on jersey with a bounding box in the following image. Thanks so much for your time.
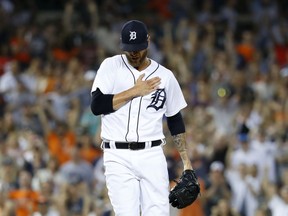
[147,89,166,111]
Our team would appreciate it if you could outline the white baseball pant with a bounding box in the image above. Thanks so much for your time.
[103,145,170,216]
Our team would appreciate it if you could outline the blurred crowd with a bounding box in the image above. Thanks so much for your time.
[0,0,288,215]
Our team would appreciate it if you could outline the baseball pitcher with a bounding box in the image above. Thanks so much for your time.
[90,20,200,216]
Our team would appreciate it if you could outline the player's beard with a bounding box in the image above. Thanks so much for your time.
[125,49,148,69]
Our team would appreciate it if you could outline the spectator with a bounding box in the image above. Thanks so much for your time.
[263,182,288,216]
[77,130,102,164]
[211,198,239,216]
[6,170,41,216]
[244,164,262,216]
[32,156,65,194]
[32,179,60,216]
[56,174,92,216]
[250,127,277,182]
[225,163,248,215]
[204,161,232,215]
[59,144,94,190]
[32,197,60,216]
[38,107,77,165]
[0,156,18,193]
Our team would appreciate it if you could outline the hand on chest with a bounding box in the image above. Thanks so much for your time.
[114,70,167,112]
[114,69,165,93]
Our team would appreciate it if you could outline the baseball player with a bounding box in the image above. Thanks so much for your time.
[90,20,199,216]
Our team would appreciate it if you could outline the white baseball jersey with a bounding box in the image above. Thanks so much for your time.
[91,54,187,142]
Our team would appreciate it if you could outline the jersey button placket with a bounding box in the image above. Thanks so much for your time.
[127,100,140,141]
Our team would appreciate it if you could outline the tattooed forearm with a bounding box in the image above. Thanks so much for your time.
[172,133,187,153]
[173,133,192,170]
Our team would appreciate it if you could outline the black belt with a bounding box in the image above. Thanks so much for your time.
[104,140,162,150]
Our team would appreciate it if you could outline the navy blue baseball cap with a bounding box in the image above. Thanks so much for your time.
[120,20,149,52]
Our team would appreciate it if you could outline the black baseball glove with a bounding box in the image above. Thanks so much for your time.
[169,169,200,209]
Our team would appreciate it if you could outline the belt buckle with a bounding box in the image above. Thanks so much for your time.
[128,142,138,150]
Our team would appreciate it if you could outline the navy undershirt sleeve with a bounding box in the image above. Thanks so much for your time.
[90,88,115,115]
[166,112,186,136]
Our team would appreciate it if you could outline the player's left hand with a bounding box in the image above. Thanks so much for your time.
[169,169,200,209]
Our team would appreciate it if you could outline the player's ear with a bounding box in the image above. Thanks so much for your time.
[147,35,151,46]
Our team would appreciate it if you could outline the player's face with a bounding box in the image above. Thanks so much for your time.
[125,49,148,68]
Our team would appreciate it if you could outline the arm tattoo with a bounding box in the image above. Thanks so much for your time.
[172,133,187,153]
[173,133,192,170]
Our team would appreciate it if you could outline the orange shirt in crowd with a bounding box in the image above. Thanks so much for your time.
[8,189,40,216]
[43,76,58,93]
[80,147,102,164]
[9,38,31,64]
[274,44,288,66]
[147,0,172,18]
[236,44,255,62]
[47,131,76,165]
[52,47,79,62]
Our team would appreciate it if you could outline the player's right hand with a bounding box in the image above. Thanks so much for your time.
[135,74,161,96]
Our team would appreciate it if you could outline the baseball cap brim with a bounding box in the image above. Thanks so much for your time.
[120,41,148,52]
